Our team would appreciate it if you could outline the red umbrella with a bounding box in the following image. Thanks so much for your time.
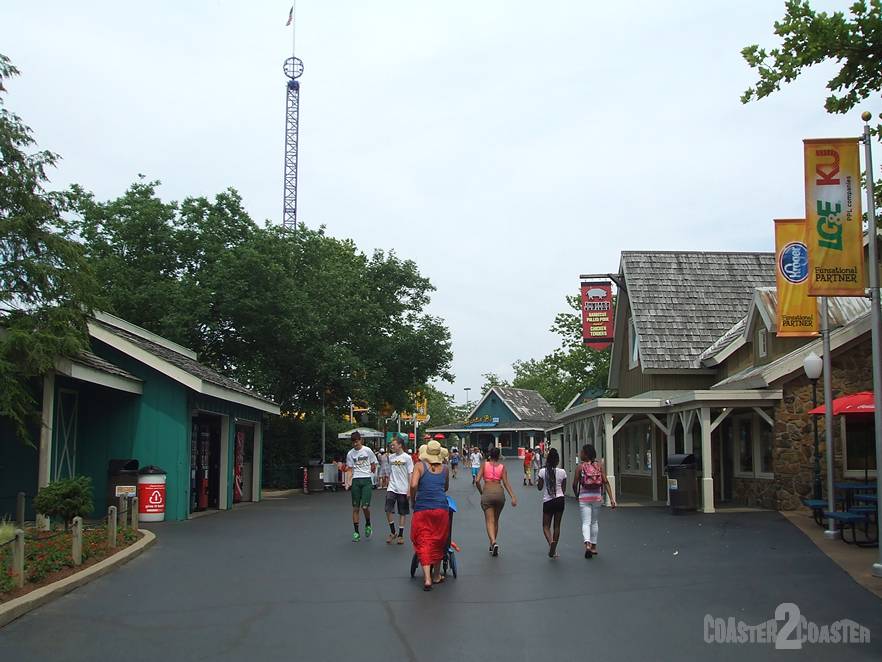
[808,391,874,416]
[408,432,415,440]
[433,433,445,440]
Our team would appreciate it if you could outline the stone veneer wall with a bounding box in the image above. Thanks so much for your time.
[766,337,872,510]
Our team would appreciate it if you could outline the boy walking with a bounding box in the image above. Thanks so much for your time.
[346,431,377,542]
[469,446,483,485]
[385,435,414,544]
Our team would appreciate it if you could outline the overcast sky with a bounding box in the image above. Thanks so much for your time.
[3,1,866,407]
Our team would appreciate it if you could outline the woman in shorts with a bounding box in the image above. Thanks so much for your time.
[475,446,517,556]
[536,448,566,558]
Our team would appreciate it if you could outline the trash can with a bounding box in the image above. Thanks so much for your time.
[107,459,139,506]
[666,454,698,514]
[138,465,167,522]
[304,460,323,495]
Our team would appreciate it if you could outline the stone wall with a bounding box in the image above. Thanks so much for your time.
[771,336,873,510]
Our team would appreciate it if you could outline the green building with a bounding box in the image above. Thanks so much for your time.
[0,312,279,522]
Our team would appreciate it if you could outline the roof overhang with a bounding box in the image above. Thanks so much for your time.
[89,321,280,415]
[55,357,143,395]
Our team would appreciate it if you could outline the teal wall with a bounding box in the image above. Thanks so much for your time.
[472,392,518,422]
[0,414,39,520]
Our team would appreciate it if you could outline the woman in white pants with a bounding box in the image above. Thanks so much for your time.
[573,444,616,559]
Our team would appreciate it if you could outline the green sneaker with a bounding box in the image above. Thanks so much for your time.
[365,525,372,539]
[352,532,360,543]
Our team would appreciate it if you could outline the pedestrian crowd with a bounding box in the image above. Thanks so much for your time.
[340,431,617,592]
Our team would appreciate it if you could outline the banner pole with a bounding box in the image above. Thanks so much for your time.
[860,113,882,577]
[821,296,837,539]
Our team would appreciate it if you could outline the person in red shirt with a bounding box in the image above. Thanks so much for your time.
[523,448,534,486]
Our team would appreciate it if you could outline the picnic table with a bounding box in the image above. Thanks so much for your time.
[855,493,878,504]
[834,482,877,510]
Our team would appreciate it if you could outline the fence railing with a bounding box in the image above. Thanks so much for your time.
[2,495,140,590]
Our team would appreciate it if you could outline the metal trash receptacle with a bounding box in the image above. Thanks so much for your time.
[666,454,698,513]
[108,459,140,506]
[307,460,323,494]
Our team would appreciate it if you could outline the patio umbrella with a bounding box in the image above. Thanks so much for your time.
[808,391,874,415]
[433,433,445,440]
[809,392,875,482]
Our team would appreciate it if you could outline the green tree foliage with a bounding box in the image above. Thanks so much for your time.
[480,372,510,393]
[420,383,469,427]
[741,1,882,117]
[68,180,453,417]
[511,295,610,412]
[0,54,96,443]
[33,476,94,529]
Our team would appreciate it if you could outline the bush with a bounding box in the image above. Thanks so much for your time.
[33,476,94,530]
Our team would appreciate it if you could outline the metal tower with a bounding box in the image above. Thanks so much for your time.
[282,56,304,228]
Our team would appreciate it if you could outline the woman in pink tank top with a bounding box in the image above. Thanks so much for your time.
[475,446,517,556]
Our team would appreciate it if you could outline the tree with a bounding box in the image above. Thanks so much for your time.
[742,1,882,131]
[480,372,510,394]
[0,54,96,443]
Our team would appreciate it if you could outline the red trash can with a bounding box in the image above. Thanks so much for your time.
[138,465,167,522]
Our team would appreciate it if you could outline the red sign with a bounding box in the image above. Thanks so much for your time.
[138,482,166,514]
[580,281,614,350]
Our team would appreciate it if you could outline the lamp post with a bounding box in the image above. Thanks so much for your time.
[803,352,823,500]
[464,387,471,407]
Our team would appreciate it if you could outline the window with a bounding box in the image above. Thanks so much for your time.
[733,414,774,479]
[757,328,768,358]
[843,418,877,476]
[628,317,639,369]
[618,422,651,475]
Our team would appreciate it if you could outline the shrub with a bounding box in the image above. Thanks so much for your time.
[33,476,94,530]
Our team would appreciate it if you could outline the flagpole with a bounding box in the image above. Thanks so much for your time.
[860,111,882,578]
[292,1,296,60]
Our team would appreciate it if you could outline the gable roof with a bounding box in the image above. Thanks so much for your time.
[620,251,776,370]
[467,386,557,422]
[89,312,279,414]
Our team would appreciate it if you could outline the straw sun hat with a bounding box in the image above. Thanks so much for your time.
[419,440,448,464]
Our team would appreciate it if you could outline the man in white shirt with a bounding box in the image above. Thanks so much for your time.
[469,447,483,485]
[346,431,377,542]
[384,435,414,544]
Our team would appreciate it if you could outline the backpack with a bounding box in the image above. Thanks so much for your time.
[580,461,603,488]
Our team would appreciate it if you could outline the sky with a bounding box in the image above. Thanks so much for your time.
[2,0,868,407]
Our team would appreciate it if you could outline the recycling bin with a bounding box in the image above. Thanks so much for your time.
[138,465,167,522]
[107,459,139,506]
[666,454,698,514]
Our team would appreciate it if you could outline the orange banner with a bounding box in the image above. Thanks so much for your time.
[803,138,866,296]
[774,219,818,337]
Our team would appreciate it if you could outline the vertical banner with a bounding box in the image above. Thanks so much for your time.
[774,219,818,337]
[803,138,866,296]
[580,281,614,350]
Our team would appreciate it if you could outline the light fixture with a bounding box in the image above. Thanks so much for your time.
[803,352,823,381]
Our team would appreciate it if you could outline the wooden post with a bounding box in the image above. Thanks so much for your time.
[108,506,117,548]
[12,529,25,588]
[71,516,83,566]
[131,496,139,530]
[16,492,25,529]
[117,496,127,530]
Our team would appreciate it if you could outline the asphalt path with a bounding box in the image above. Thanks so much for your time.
[2,467,881,661]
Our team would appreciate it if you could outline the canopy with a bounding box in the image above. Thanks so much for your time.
[337,427,385,440]
[808,391,875,416]
[433,433,445,440]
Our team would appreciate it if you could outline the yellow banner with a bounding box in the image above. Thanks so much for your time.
[774,219,818,337]
[803,138,866,296]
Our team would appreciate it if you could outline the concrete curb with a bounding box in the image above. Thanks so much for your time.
[0,529,156,629]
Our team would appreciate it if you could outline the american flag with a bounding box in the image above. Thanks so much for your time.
[286,6,293,26]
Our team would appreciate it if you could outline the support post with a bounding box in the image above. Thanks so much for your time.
[603,413,616,505]
[861,115,882,577]
[666,413,676,506]
[821,297,838,540]
[37,371,55,531]
[117,496,127,530]
[12,529,25,588]
[16,491,25,529]
[131,496,139,530]
[108,506,117,548]
[71,516,83,566]
[699,407,715,513]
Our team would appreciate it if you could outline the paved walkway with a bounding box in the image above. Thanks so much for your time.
[2,473,881,660]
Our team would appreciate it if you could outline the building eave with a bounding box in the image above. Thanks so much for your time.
[55,357,143,395]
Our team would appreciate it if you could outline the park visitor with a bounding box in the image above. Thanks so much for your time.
[377,448,391,489]
[409,441,450,591]
[475,446,517,556]
[346,431,377,542]
[531,445,543,480]
[385,435,413,544]
[469,446,483,484]
[536,448,567,559]
[574,444,616,558]
[449,447,460,478]
[523,447,534,485]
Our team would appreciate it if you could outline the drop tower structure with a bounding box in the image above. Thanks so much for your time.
[282,5,303,228]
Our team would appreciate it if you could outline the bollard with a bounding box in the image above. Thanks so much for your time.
[108,505,118,548]
[36,513,50,531]
[131,496,139,530]
[16,492,25,529]
[71,516,83,566]
[117,496,127,530]
[12,529,25,588]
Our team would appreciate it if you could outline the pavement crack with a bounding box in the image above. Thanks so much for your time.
[382,599,418,662]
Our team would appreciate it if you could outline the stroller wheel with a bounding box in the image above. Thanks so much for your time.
[410,553,419,578]
[449,551,457,578]
[442,557,448,576]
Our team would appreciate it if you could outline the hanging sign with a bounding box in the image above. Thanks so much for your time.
[803,138,866,296]
[774,219,818,337]
[580,281,614,350]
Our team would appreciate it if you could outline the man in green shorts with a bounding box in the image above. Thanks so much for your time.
[346,431,377,542]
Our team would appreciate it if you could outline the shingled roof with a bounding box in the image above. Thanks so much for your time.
[491,386,557,420]
[621,251,776,370]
